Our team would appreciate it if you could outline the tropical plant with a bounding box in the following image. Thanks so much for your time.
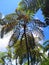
[0,0,49,65]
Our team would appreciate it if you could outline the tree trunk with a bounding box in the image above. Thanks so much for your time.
[24,21,29,65]
[16,58,17,65]
[30,51,33,65]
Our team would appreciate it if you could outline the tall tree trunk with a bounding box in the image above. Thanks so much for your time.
[24,21,29,65]
[16,58,17,65]
[20,64,22,65]
[30,51,33,65]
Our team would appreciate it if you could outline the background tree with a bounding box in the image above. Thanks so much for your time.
[41,0,49,25]
[40,40,49,65]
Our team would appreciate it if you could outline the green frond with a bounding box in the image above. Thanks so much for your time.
[14,39,27,58]
[0,59,4,63]
[33,27,44,40]
[43,40,49,45]
[41,58,49,65]
[0,19,6,25]
[33,19,47,27]
[1,20,18,38]
[17,0,45,18]
[5,13,18,21]
[9,27,20,47]
[44,45,49,52]
[18,1,27,11]
[0,52,7,58]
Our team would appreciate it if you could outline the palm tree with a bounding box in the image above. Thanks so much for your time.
[0,0,49,65]
[10,38,46,65]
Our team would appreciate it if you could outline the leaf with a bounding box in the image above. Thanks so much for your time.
[43,40,49,45]
[33,19,47,27]
[16,9,30,22]
[17,0,45,16]
[0,52,7,58]
[18,1,27,10]
[0,19,6,25]
[32,27,44,40]
[1,19,18,38]
[5,13,18,20]
[0,59,4,63]
[9,26,20,47]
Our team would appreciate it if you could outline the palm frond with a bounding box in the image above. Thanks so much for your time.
[16,9,30,22]
[43,40,49,45]
[0,52,7,59]
[41,53,47,60]
[44,45,49,52]
[1,19,18,38]
[43,40,49,52]
[20,33,24,45]
[33,19,47,27]
[9,26,20,47]
[37,43,44,49]
[17,0,45,15]
[32,27,44,40]
[5,13,18,21]
[0,19,6,25]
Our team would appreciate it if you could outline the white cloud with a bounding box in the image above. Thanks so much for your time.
[2,15,4,19]
[0,31,13,52]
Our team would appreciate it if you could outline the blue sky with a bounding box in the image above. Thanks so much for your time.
[0,0,21,15]
[0,0,49,51]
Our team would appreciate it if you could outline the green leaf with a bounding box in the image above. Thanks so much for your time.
[43,40,49,45]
